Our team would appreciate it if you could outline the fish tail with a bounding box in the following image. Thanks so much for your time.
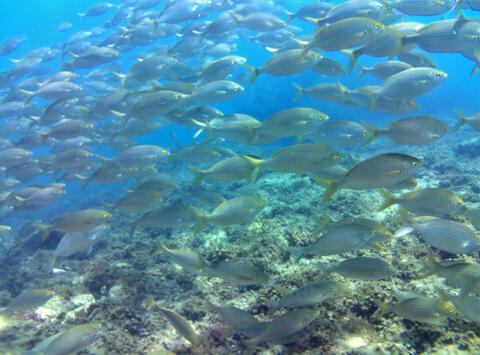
[80,176,90,192]
[287,246,306,260]
[244,64,260,85]
[189,206,205,236]
[292,82,305,101]
[342,49,360,74]
[242,155,263,184]
[31,222,50,242]
[314,178,338,204]
[357,63,367,79]
[102,202,115,213]
[400,34,417,50]
[360,119,378,146]
[378,188,395,211]
[129,221,139,238]
[375,300,390,316]
[266,300,278,314]
[368,92,377,111]
[336,80,349,100]
[187,165,204,186]
[453,108,467,131]
[418,254,441,279]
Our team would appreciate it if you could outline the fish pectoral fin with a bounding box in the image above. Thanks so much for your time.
[386,169,401,175]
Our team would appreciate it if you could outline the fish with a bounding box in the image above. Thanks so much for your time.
[358,60,412,80]
[289,218,387,258]
[157,307,199,346]
[396,216,479,255]
[168,145,221,164]
[310,57,346,76]
[243,143,342,181]
[32,208,111,239]
[188,80,244,103]
[267,280,348,313]
[1,289,54,315]
[323,257,392,280]
[255,107,328,139]
[43,323,102,355]
[377,297,455,326]
[317,153,421,203]
[379,188,465,217]
[191,195,265,235]
[204,260,267,286]
[155,242,204,273]
[293,81,348,104]
[206,302,268,338]
[307,17,386,52]
[362,116,449,145]
[78,2,115,20]
[232,12,286,32]
[50,224,108,268]
[105,190,161,212]
[188,156,258,185]
[247,49,322,84]
[420,255,480,297]
[130,204,197,237]
[245,308,320,347]
[0,35,27,56]
[387,0,456,16]
[305,120,371,146]
[364,67,447,108]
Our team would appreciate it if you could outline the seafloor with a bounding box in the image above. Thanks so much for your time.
[1,126,480,355]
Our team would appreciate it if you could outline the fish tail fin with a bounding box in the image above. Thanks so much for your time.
[31,223,50,242]
[400,34,417,49]
[336,80,349,100]
[375,300,390,316]
[418,254,441,279]
[470,62,480,77]
[189,206,205,236]
[19,89,34,104]
[242,155,263,183]
[102,202,115,213]
[453,108,467,131]
[361,119,378,146]
[191,119,210,139]
[341,49,360,74]
[266,301,278,314]
[152,241,167,256]
[287,247,306,260]
[188,165,204,186]
[378,188,395,211]
[314,178,338,204]
[129,221,139,238]
[292,82,305,101]
[357,63,368,78]
[368,92,377,111]
[244,64,260,85]
[80,176,90,192]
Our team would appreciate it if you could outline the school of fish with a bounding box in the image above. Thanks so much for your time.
[1,0,480,353]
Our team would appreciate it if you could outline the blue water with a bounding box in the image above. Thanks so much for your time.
[1,0,480,353]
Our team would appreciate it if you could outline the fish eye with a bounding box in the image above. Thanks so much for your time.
[412,161,418,167]
[443,127,448,132]
[174,94,179,99]
[375,24,381,29]
[362,130,367,136]
[333,154,340,160]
